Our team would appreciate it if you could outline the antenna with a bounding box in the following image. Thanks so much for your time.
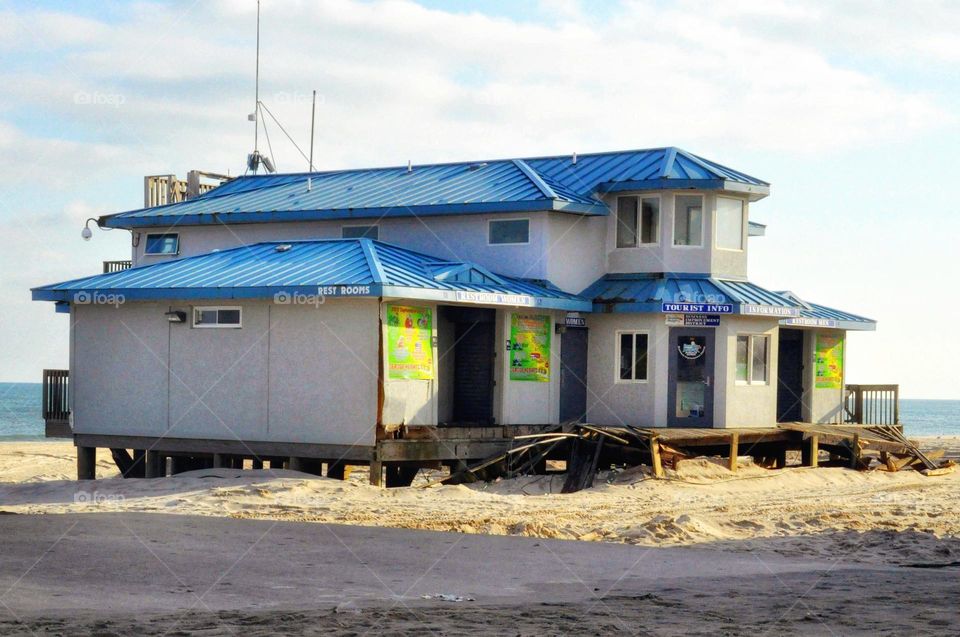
[253,0,261,155]
[309,89,317,172]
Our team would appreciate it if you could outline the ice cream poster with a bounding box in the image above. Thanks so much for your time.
[509,313,551,382]
[815,334,844,389]
[387,305,434,380]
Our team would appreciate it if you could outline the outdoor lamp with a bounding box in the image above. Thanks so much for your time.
[165,311,186,323]
[81,218,97,241]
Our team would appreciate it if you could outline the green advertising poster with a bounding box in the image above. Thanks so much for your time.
[386,305,434,380]
[509,313,551,382]
[815,334,844,389]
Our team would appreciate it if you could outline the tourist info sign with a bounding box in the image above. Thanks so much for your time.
[661,302,733,314]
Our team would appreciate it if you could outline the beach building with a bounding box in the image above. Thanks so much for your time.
[33,148,890,483]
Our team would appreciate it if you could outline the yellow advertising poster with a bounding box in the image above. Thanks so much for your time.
[815,334,844,389]
[386,305,433,380]
[509,313,551,382]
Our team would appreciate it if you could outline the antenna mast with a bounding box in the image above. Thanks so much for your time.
[253,0,260,155]
[309,89,317,172]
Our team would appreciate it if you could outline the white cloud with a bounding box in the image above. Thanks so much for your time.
[0,0,958,384]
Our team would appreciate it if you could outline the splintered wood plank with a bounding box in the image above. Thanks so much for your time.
[650,437,664,478]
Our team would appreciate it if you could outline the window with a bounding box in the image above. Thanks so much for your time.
[674,195,703,246]
[617,331,649,382]
[342,225,378,240]
[736,335,768,384]
[489,219,529,245]
[716,197,744,250]
[616,196,659,248]
[144,233,179,255]
[193,306,242,328]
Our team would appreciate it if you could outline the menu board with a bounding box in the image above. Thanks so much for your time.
[815,334,844,389]
[386,305,434,380]
[509,313,551,382]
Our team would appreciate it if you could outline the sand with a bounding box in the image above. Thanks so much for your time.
[1,438,958,566]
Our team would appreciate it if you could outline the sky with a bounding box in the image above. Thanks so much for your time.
[0,0,958,398]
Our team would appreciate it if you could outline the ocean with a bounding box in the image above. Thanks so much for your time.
[0,382,957,441]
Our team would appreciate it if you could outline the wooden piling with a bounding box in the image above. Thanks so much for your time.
[77,446,96,480]
[144,450,162,478]
[728,433,739,473]
[369,460,383,486]
[212,453,225,468]
[849,433,862,469]
[802,435,819,467]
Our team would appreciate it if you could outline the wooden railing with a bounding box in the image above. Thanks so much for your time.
[42,369,70,422]
[103,260,132,273]
[844,384,899,425]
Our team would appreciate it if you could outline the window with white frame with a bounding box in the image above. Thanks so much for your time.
[193,306,242,328]
[488,219,529,245]
[144,233,180,255]
[616,196,659,248]
[341,225,379,240]
[674,195,703,246]
[736,334,768,384]
[716,197,745,250]
[617,331,649,382]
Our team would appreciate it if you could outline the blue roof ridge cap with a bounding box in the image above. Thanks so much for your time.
[511,159,558,200]
[659,148,678,179]
[359,239,386,284]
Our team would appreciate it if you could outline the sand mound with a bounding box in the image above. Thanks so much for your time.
[2,439,959,564]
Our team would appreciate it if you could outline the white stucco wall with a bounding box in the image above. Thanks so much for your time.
[584,313,666,427]
[715,316,780,428]
[132,213,560,285]
[499,309,562,425]
[71,298,380,446]
[381,300,439,427]
[805,328,847,424]
[603,192,749,279]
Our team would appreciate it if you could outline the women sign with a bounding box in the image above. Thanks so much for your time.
[387,305,434,380]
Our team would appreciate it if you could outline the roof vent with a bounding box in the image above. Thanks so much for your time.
[275,244,292,252]
[572,152,577,165]
[467,162,488,171]
[407,160,412,173]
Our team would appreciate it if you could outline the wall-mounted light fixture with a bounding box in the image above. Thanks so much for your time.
[164,310,186,323]
[81,218,98,241]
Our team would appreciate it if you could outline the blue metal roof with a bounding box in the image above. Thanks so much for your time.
[581,273,800,316]
[32,239,591,311]
[101,147,769,229]
[777,292,876,331]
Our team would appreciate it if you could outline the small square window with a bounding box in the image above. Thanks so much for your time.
[342,225,378,240]
[144,233,179,255]
[489,219,529,245]
[617,331,648,382]
[193,306,242,328]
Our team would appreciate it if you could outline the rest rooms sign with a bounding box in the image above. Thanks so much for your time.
[661,302,733,314]
[666,313,721,327]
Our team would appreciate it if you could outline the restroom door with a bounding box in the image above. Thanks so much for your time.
[559,327,589,423]
[667,328,715,428]
[777,329,805,422]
